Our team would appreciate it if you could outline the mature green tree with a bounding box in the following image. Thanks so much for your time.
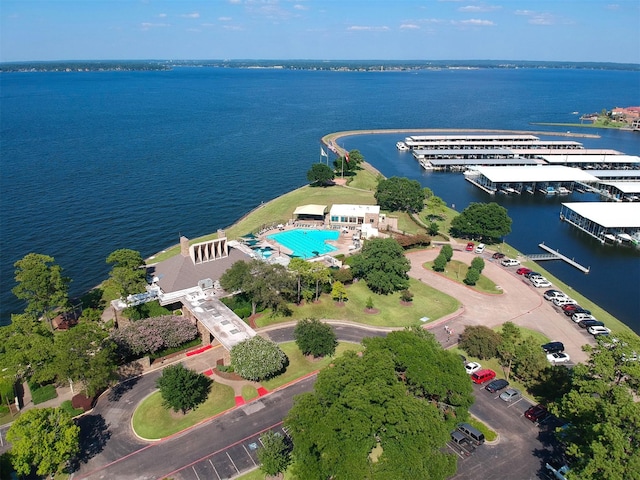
[551,333,640,480]
[308,262,332,301]
[12,253,70,330]
[426,195,447,220]
[294,318,337,358]
[52,322,118,396]
[288,258,311,304]
[220,260,295,315]
[450,202,512,242]
[285,329,467,480]
[497,322,521,381]
[375,176,426,213]
[156,364,212,414]
[0,313,55,383]
[458,325,501,360]
[350,238,410,294]
[258,430,291,477]
[441,244,454,262]
[331,281,348,302]
[470,256,485,273]
[428,221,440,236]
[6,407,80,477]
[463,267,480,286]
[512,336,548,384]
[306,163,335,186]
[433,253,447,272]
[231,336,288,381]
[330,267,353,284]
[106,248,147,299]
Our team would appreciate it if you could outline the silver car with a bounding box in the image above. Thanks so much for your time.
[499,388,520,402]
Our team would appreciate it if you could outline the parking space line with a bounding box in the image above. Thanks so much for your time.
[508,398,525,408]
[445,442,465,459]
[227,451,240,474]
[243,444,257,466]
[192,465,201,480]
[208,459,221,480]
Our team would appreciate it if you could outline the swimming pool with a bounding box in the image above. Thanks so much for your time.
[267,229,339,259]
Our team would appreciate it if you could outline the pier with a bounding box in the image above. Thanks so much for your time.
[526,243,590,273]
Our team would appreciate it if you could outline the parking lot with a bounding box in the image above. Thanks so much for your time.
[172,424,290,480]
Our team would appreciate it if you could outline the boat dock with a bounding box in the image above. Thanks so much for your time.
[526,243,590,273]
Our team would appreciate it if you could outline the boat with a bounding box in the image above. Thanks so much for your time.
[558,187,570,195]
[396,141,409,151]
[617,233,633,243]
[603,233,617,243]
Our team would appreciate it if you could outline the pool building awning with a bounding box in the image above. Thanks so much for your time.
[293,204,328,218]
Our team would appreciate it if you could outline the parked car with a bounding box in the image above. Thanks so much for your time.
[501,258,520,267]
[525,404,549,423]
[544,289,567,301]
[466,242,475,251]
[579,319,605,329]
[547,352,571,364]
[471,369,496,384]
[572,312,595,322]
[570,307,592,316]
[531,277,552,288]
[564,305,590,316]
[588,325,611,336]
[485,378,509,393]
[475,243,486,254]
[516,267,532,275]
[553,297,577,307]
[492,252,505,259]
[542,341,565,353]
[464,361,482,374]
[524,271,542,279]
[499,388,520,402]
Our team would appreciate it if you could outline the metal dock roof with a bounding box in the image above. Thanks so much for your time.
[473,165,599,183]
[561,202,640,228]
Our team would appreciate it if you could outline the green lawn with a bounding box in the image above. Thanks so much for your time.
[132,382,236,440]
[255,278,460,328]
[261,342,361,391]
[423,259,503,294]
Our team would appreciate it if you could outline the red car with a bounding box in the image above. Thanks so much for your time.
[524,404,549,423]
[465,242,475,252]
[516,267,532,275]
[492,252,505,259]
[561,304,581,312]
[471,369,496,384]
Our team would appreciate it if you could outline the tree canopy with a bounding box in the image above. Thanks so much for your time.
[106,248,147,298]
[551,332,640,480]
[156,364,212,414]
[257,430,291,476]
[294,318,337,358]
[450,202,512,242]
[285,328,471,480]
[6,407,80,476]
[349,238,410,294]
[306,162,335,186]
[12,253,70,330]
[230,335,288,381]
[375,176,426,213]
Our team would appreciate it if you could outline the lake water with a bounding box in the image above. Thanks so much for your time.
[1,66,639,330]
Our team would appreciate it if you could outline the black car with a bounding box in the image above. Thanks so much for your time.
[484,378,509,393]
[492,252,505,259]
[524,271,542,279]
[579,319,605,329]
[542,341,565,354]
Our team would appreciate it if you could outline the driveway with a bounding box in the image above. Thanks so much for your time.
[407,248,593,363]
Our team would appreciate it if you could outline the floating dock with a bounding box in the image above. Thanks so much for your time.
[530,243,590,273]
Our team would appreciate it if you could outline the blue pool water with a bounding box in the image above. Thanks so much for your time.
[267,229,339,259]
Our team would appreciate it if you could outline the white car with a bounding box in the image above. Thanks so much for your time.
[531,277,552,288]
[475,243,486,254]
[553,297,577,307]
[464,362,482,375]
[547,352,571,364]
[501,258,520,267]
[572,313,595,323]
[588,325,611,336]
[543,290,567,301]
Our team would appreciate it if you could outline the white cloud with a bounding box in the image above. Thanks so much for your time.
[181,12,200,19]
[606,4,620,10]
[140,22,170,30]
[347,25,390,32]
[228,0,242,4]
[223,25,244,31]
[455,18,495,26]
[529,14,554,25]
[218,16,232,22]
[400,24,420,30]
[515,10,535,16]
[158,13,167,18]
[293,4,309,10]
[459,5,501,13]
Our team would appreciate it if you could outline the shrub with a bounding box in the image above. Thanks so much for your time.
[331,267,353,284]
[111,315,199,357]
[464,267,480,286]
[157,364,212,414]
[428,222,440,236]
[441,244,453,262]
[433,253,447,272]
[29,383,58,405]
[294,318,337,358]
[231,336,288,381]
[400,289,414,302]
[471,257,485,273]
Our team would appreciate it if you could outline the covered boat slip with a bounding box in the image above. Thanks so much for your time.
[539,153,640,169]
[560,202,640,245]
[465,165,599,195]
[598,182,640,202]
[423,157,539,171]
[590,170,640,181]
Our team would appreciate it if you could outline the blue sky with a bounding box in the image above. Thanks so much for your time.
[1,0,639,63]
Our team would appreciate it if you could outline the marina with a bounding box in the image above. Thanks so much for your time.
[560,202,640,245]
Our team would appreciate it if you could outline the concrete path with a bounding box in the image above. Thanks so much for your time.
[408,247,593,363]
